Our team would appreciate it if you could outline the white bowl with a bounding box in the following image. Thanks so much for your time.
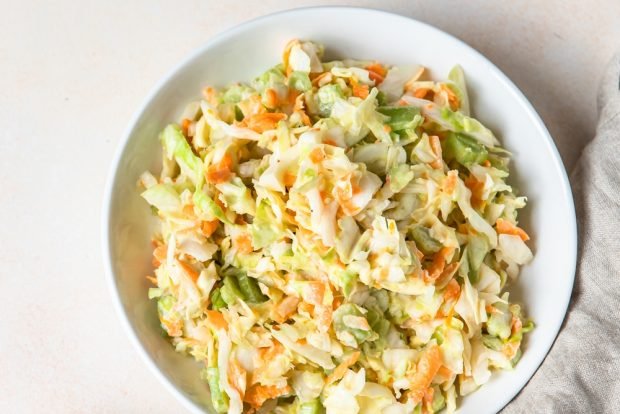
[102,7,577,414]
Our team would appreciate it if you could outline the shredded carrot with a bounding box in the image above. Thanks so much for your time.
[365,63,386,85]
[293,93,306,112]
[352,83,370,99]
[201,220,219,237]
[437,278,461,319]
[264,88,278,109]
[242,112,287,133]
[287,88,300,106]
[152,244,167,267]
[234,233,254,254]
[367,70,385,85]
[202,86,218,106]
[443,278,461,302]
[178,260,199,282]
[298,301,314,314]
[429,135,443,169]
[309,147,325,163]
[283,170,297,187]
[206,153,233,184]
[440,84,460,111]
[181,118,191,136]
[205,310,228,331]
[511,315,523,335]
[331,294,344,310]
[365,63,387,77]
[296,110,312,126]
[315,304,333,332]
[496,218,530,241]
[273,296,300,323]
[423,386,435,408]
[229,359,247,398]
[502,341,520,359]
[146,275,158,285]
[244,384,291,409]
[425,247,455,283]
[323,137,337,146]
[303,281,325,305]
[443,170,458,194]
[282,39,299,71]
[161,318,183,337]
[238,94,266,118]
[437,365,453,379]
[312,71,332,86]
[464,174,486,210]
[482,159,492,167]
[407,344,443,405]
[326,351,361,385]
[414,88,430,99]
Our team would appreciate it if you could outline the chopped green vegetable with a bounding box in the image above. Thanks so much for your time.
[202,367,229,413]
[411,226,442,255]
[298,399,324,414]
[443,132,488,167]
[377,106,421,131]
[236,271,267,303]
[289,71,312,92]
[210,288,227,310]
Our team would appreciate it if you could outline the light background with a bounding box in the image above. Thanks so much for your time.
[1,1,618,412]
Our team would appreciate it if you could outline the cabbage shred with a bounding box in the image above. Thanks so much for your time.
[140,39,534,414]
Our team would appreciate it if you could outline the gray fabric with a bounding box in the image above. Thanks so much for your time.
[503,53,620,413]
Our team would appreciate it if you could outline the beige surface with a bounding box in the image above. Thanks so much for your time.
[1,1,618,412]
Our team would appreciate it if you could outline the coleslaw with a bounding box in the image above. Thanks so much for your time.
[139,39,534,414]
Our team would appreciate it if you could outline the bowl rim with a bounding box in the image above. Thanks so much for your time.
[101,6,577,413]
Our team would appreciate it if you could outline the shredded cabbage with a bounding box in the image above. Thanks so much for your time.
[140,39,534,414]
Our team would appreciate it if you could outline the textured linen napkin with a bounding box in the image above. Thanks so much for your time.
[502,53,620,413]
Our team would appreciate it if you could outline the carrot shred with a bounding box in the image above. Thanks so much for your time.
[201,220,219,237]
[205,310,228,330]
[406,344,442,405]
[414,88,430,99]
[234,233,254,254]
[443,170,458,194]
[152,244,167,267]
[244,384,291,409]
[228,359,247,398]
[365,63,387,77]
[309,147,325,163]
[352,83,370,99]
[425,247,455,283]
[181,118,191,136]
[242,113,287,133]
[464,174,486,210]
[202,86,218,106]
[283,170,297,187]
[443,278,461,303]
[178,260,199,282]
[429,135,443,169]
[326,351,361,385]
[440,84,460,111]
[264,88,278,109]
[273,296,300,323]
[206,153,233,184]
[496,218,530,241]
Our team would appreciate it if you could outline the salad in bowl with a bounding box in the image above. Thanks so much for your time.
[138,39,534,414]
